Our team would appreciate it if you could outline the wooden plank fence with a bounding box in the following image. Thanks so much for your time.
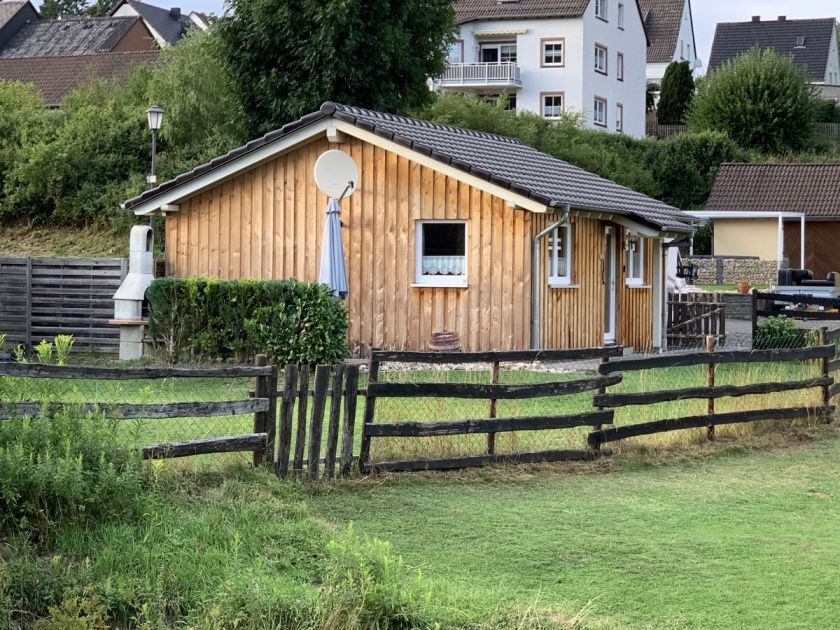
[589,340,834,447]
[667,292,726,348]
[0,256,128,354]
[0,357,277,462]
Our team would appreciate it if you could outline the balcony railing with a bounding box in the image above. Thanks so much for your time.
[436,62,522,88]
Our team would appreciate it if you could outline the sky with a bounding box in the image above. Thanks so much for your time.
[151,0,839,70]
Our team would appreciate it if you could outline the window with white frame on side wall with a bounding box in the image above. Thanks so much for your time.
[414,220,467,287]
[548,223,573,286]
[625,236,645,285]
[616,103,623,132]
[617,52,624,81]
[542,93,565,118]
[541,38,565,67]
[594,97,607,127]
[618,2,624,28]
[595,0,608,21]
[595,43,608,74]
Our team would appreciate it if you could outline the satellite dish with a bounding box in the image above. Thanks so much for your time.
[314,150,359,199]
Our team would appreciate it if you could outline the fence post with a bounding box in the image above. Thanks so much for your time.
[324,363,346,479]
[307,365,331,480]
[819,327,830,411]
[358,348,380,474]
[253,354,269,466]
[487,360,500,454]
[751,290,758,348]
[276,364,298,478]
[593,355,610,452]
[705,335,715,440]
[340,363,361,476]
[25,257,32,349]
[293,366,310,477]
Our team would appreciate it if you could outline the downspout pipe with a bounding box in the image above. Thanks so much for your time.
[530,205,570,349]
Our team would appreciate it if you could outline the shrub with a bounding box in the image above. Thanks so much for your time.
[689,48,816,153]
[0,407,145,534]
[146,277,348,364]
[754,315,817,350]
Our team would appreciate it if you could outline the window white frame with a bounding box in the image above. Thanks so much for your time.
[414,220,468,288]
[617,2,624,28]
[480,41,517,64]
[447,40,464,64]
[625,236,645,286]
[617,52,624,81]
[595,43,608,74]
[548,223,573,286]
[595,0,608,21]
[616,103,624,132]
[541,38,565,67]
[542,92,565,118]
[594,97,607,127]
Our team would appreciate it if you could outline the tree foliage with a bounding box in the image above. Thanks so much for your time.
[40,0,89,18]
[689,48,816,153]
[218,0,456,134]
[657,61,694,124]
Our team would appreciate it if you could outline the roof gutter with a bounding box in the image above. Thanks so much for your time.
[530,205,570,349]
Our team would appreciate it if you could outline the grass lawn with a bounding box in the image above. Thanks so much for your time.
[309,432,840,629]
[694,284,770,293]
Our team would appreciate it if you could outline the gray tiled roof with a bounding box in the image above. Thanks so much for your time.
[123,102,693,233]
[709,17,837,82]
[705,163,840,218]
[454,0,591,24]
[122,0,188,44]
[0,50,159,105]
[0,16,138,58]
[638,0,684,64]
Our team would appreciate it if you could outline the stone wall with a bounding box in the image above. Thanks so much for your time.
[685,256,777,286]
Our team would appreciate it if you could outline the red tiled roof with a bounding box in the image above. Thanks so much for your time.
[454,0,591,24]
[0,50,159,106]
[638,0,685,63]
[705,163,840,217]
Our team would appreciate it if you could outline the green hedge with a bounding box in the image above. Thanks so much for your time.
[146,277,348,364]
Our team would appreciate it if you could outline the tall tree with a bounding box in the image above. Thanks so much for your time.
[40,0,89,18]
[689,49,815,153]
[218,0,456,134]
[657,61,694,124]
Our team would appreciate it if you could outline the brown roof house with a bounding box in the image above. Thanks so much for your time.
[123,102,694,354]
[709,16,840,101]
[695,163,840,278]
[0,0,162,106]
[638,0,699,84]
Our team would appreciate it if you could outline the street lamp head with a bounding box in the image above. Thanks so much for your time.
[146,105,164,132]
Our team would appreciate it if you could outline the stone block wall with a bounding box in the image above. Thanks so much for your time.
[685,256,777,286]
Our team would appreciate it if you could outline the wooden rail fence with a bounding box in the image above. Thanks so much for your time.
[0,256,128,354]
[589,340,834,447]
[358,347,624,473]
[0,356,277,462]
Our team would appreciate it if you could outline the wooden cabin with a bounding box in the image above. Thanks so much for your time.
[123,102,693,353]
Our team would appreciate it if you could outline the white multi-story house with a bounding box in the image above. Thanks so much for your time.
[437,0,649,137]
[638,0,700,86]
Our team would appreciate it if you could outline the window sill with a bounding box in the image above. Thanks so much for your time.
[596,16,609,23]
[548,283,579,289]
[542,63,565,68]
[411,281,468,289]
[594,122,607,128]
[595,69,608,76]
[625,282,651,289]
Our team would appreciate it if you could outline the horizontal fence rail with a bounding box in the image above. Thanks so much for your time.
[0,399,268,420]
[0,363,273,379]
[366,375,621,400]
[371,347,624,364]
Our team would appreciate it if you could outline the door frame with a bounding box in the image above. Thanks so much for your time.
[604,225,617,344]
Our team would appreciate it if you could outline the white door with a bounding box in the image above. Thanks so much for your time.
[604,226,617,344]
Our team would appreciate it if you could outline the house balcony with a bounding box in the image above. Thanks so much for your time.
[435,62,522,89]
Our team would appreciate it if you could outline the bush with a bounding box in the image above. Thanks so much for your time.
[754,315,818,350]
[689,48,816,153]
[657,60,694,124]
[146,277,348,364]
[0,407,145,534]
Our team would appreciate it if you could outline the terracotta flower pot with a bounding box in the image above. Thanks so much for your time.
[737,282,751,294]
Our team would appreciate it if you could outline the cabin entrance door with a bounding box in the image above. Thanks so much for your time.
[603,226,617,344]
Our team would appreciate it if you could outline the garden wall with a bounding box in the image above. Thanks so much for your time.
[685,256,777,286]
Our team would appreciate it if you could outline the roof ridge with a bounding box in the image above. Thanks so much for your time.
[324,102,522,146]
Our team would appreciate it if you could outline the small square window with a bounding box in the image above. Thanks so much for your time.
[548,224,573,285]
[542,93,564,118]
[617,52,624,80]
[415,221,467,287]
[542,39,565,66]
[595,44,608,74]
[594,97,607,127]
[626,236,645,285]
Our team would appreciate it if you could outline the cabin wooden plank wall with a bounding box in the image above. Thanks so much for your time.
[165,136,534,352]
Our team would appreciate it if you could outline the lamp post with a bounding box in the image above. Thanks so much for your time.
[145,105,163,228]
